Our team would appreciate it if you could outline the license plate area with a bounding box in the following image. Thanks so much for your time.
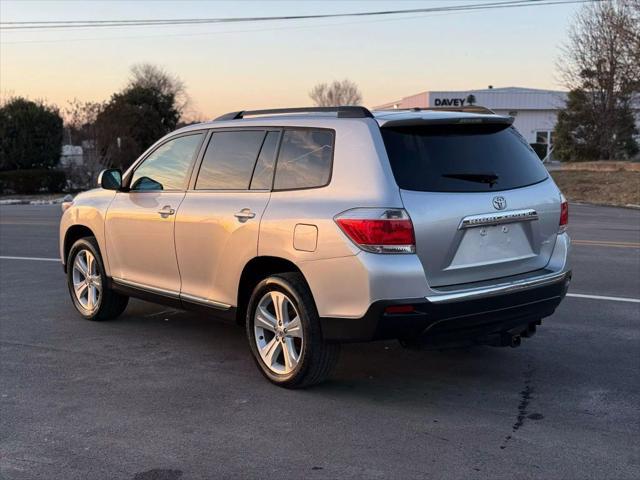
[446,222,535,270]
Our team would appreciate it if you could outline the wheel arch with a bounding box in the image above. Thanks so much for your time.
[62,225,96,272]
[236,256,312,325]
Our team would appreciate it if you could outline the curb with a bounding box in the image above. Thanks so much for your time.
[571,201,640,210]
[0,197,67,206]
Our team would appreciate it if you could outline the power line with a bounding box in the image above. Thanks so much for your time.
[0,11,459,45]
[3,0,536,25]
[0,10,473,45]
[0,0,603,31]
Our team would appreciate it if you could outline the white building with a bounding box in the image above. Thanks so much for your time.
[375,86,640,159]
[59,144,84,167]
[375,87,566,147]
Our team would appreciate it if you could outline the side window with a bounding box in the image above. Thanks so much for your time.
[196,130,266,190]
[250,131,280,190]
[130,133,204,191]
[274,129,334,190]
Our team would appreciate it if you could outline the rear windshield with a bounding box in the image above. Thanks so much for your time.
[381,124,548,192]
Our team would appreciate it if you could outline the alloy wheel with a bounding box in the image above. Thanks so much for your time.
[72,249,101,313]
[254,291,304,375]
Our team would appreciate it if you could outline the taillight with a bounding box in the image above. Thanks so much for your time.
[335,208,415,254]
[559,194,568,233]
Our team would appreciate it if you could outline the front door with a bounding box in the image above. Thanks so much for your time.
[105,132,205,293]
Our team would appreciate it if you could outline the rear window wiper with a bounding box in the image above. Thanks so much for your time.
[441,172,499,187]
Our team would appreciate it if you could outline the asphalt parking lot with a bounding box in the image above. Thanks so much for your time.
[1,203,639,480]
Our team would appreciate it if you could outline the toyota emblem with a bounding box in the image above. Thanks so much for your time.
[492,196,507,210]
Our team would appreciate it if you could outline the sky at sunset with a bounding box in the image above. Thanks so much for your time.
[1,0,582,119]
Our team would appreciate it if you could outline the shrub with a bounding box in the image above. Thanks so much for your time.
[0,97,64,171]
[0,169,67,194]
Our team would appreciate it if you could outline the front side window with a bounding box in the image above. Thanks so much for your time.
[130,133,204,191]
[196,130,266,190]
[273,129,334,190]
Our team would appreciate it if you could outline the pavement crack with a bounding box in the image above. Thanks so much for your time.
[500,365,536,450]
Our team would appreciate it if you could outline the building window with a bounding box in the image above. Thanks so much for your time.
[536,131,550,144]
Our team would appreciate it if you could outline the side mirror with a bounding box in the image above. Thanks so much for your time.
[98,169,122,190]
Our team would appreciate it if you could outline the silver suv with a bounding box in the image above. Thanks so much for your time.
[60,106,571,388]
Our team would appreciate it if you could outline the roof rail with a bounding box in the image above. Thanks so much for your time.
[379,105,496,115]
[214,106,374,121]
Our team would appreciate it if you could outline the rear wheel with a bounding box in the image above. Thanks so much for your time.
[67,237,128,321]
[246,273,339,388]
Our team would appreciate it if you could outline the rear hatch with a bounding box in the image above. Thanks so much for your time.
[380,116,561,287]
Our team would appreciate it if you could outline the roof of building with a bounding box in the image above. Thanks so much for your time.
[461,86,566,94]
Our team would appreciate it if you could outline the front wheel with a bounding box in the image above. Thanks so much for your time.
[246,273,339,388]
[67,237,128,321]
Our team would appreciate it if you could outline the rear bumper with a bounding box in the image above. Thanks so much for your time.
[320,270,571,343]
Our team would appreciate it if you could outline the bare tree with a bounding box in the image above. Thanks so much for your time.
[128,63,190,115]
[64,100,106,188]
[309,79,363,107]
[0,90,16,107]
[557,0,640,159]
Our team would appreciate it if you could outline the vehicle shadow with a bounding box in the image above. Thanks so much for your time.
[116,299,530,404]
[318,342,524,404]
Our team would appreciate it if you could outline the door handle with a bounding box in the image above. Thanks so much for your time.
[158,205,175,217]
[234,208,256,222]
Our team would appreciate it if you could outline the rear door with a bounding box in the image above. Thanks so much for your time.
[174,129,279,307]
[380,120,561,287]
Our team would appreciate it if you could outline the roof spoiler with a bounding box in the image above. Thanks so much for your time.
[379,105,496,115]
[214,106,374,121]
[380,115,514,129]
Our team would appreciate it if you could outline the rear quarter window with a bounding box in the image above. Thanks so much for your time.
[381,124,548,192]
[273,129,334,190]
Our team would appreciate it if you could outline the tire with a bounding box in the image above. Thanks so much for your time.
[246,272,339,388]
[66,237,129,321]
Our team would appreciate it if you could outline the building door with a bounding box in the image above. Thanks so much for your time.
[536,131,551,160]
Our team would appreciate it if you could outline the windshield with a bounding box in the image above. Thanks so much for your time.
[381,124,548,192]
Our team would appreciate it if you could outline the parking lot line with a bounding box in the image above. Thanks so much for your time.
[572,239,640,249]
[0,255,60,262]
[567,293,640,304]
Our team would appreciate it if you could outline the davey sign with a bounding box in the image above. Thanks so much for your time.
[433,97,467,107]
